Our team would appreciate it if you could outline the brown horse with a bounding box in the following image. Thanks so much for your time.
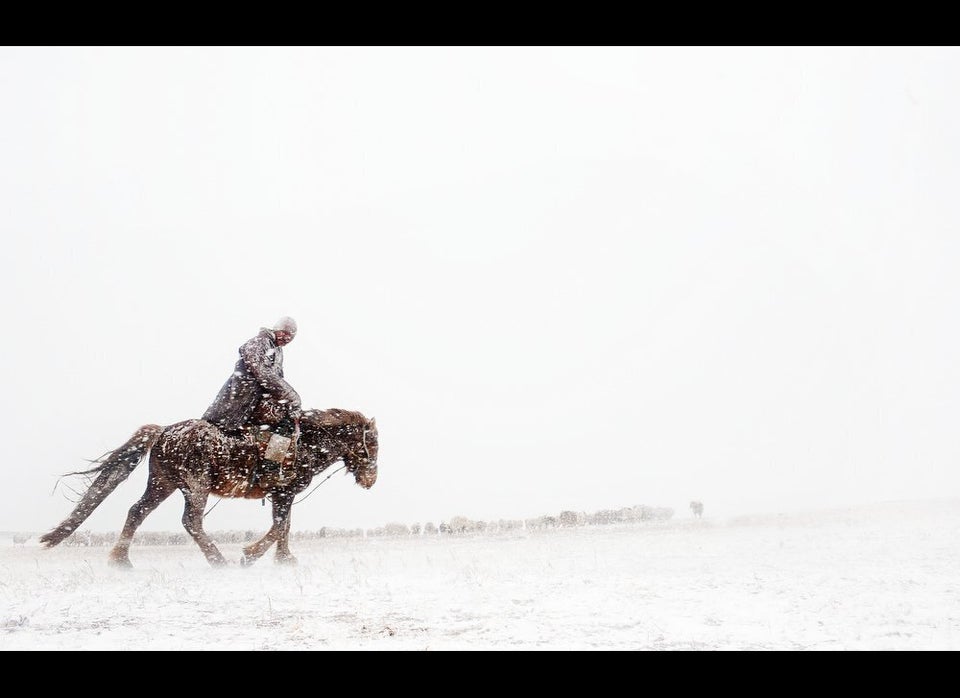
[39,408,378,568]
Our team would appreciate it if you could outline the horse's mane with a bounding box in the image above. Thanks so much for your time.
[301,408,368,431]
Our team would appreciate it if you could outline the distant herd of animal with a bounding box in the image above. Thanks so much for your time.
[9,501,707,547]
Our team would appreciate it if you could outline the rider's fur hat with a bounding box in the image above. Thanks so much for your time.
[272,316,297,339]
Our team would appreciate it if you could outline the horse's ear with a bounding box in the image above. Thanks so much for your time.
[369,417,376,429]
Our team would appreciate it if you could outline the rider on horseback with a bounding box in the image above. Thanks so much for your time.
[203,316,302,484]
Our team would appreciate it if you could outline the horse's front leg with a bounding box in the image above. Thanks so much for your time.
[274,495,296,565]
[241,527,277,566]
[240,492,296,565]
[240,492,290,565]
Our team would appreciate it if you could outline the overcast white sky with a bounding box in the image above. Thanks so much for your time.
[2,46,959,534]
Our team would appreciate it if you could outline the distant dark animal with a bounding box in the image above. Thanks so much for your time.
[40,407,378,568]
[12,533,30,546]
[690,501,704,518]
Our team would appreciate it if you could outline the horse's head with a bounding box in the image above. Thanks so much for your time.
[344,417,378,489]
[301,409,378,489]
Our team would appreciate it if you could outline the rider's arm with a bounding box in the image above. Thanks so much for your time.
[239,335,302,409]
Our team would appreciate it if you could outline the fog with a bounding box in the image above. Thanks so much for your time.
[2,46,958,535]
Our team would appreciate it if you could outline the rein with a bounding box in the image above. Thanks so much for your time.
[293,464,348,505]
[203,497,223,519]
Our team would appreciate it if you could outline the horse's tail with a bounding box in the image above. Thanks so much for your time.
[39,424,163,548]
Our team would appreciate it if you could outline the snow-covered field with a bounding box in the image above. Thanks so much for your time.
[2,499,959,650]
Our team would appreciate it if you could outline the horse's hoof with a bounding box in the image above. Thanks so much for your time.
[275,555,298,566]
[108,557,133,570]
[240,554,255,567]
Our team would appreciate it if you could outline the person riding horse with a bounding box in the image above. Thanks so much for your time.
[203,317,302,482]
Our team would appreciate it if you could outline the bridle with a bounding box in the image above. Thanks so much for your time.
[362,427,376,464]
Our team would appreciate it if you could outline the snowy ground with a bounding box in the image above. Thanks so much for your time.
[2,499,959,650]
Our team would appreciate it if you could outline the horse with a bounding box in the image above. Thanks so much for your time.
[39,407,378,568]
[690,500,704,518]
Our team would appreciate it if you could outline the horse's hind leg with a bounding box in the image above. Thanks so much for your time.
[109,477,177,568]
[181,489,227,566]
